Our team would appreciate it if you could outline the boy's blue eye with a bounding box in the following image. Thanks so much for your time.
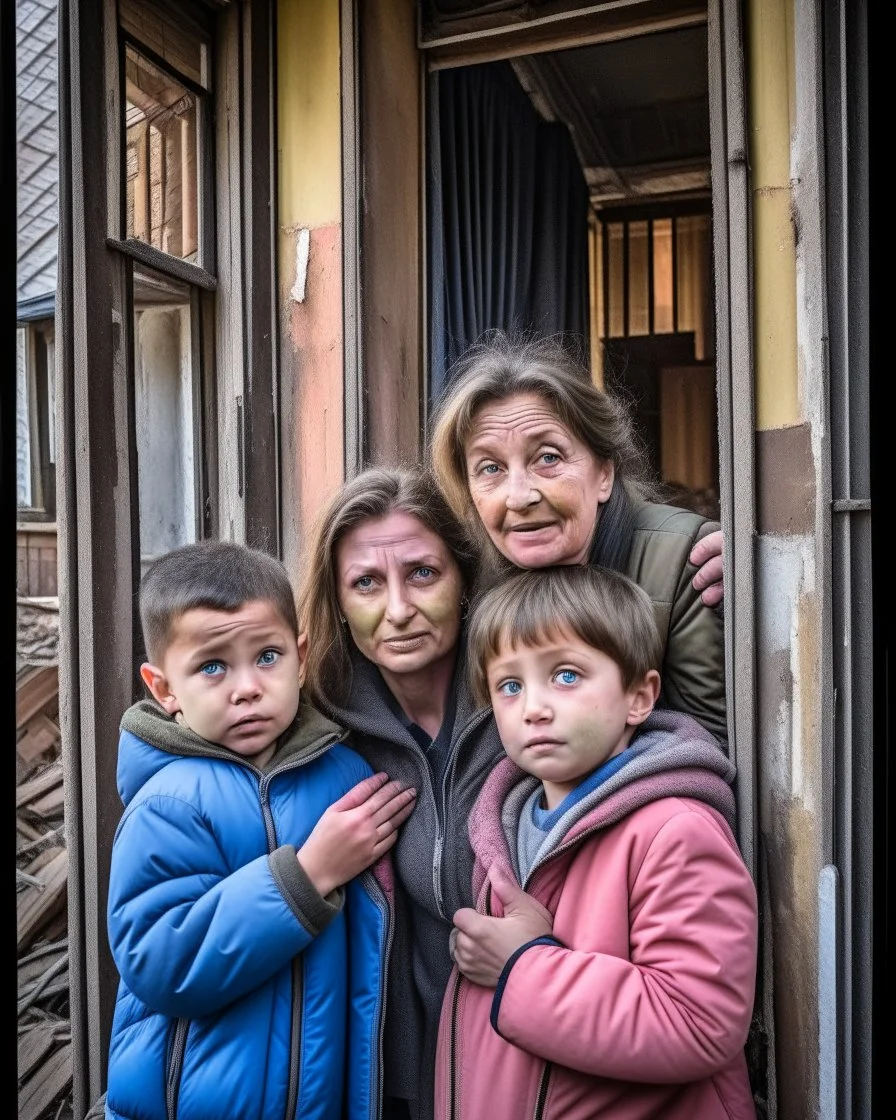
[497,680,522,696]
[200,661,224,677]
[555,669,578,686]
[258,649,279,667]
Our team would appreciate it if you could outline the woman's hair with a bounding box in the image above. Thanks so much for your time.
[296,465,478,709]
[466,564,662,708]
[140,540,299,664]
[428,330,658,579]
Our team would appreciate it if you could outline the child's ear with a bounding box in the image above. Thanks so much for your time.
[140,662,181,716]
[626,669,661,726]
[296,632,309,688]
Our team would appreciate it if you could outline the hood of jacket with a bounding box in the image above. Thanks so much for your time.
[469,707,736,895]
[117,696,347,808]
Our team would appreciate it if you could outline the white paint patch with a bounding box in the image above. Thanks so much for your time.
[756,533,818,800]
[291,227,310,303]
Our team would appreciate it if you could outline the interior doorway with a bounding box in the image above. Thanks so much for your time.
[423,6,717,517]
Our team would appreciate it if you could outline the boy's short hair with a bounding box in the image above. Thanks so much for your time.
[140,540,299,664]
[467,565,662,707]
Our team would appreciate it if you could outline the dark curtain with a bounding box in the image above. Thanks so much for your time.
[428,61,590,399]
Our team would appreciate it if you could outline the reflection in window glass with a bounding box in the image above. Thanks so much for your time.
[118,1,209,88]
[16,329,31,507]
[133,264,197,570]
[125,46,200,262]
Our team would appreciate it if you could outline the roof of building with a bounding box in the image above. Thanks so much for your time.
[17,0,58,314]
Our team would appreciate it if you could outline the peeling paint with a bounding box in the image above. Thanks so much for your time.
[291,228,310,303]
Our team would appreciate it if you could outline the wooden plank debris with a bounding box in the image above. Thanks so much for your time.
[18,1040,73,1120]
[16,653,73,1120]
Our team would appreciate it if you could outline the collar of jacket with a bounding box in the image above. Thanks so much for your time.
[320,627,483,748]
[119,696,348,768]
[468,707,737,893]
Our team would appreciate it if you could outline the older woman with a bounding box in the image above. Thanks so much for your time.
[297,467,508,1120]
[429,329,727,746]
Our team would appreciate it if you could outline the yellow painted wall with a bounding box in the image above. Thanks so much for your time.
[749,0,800,430]
[276,0,345,576]
[277,0,342,225]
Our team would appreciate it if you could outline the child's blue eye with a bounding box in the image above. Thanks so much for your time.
[200,661,224,677]
[555,669,578,686]
[497,680,522,696]
[258,649,279,667]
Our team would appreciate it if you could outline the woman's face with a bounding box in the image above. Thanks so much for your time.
[335,510,465,681]
[463,392,613,568]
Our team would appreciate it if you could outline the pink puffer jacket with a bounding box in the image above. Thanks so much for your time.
[435,713,758,1120]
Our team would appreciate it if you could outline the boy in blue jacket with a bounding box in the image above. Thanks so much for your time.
[102,540,416,1120]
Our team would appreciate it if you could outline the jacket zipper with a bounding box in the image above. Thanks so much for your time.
[165,1017,188,1119]
[446,970,463,1120]
[286,956,303,1119]
[446,879,493,1118]
[360,868,392,1120]
[432,708,493,917]
[258,758,328,1119]
[533,1064,552,1119]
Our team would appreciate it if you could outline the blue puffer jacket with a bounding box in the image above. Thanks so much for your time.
[104,698,393,1120]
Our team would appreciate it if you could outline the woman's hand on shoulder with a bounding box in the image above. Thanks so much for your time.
[690,529,724,608]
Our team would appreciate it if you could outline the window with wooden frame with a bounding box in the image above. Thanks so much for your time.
[111,0,218,573]
[16,320,56,523]
[592,201,718,517]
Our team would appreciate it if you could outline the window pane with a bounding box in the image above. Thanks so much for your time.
[607,222,625,338]
[627,220,650,336]
[133,264,198,571]
[17,328,31,507]
[125,46,200,262]
[653,218,674,334]
[676,214,712,360]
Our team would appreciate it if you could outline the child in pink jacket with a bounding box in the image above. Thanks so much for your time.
[435,565,757,1120]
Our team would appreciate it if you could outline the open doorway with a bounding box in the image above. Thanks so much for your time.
[425,10,718,518]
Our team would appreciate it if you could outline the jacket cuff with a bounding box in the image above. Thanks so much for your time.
[270,844,344,936]
[490,936,564,1035]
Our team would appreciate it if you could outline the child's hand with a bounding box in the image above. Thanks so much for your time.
[450,866,553,988]
[297,772,416,896]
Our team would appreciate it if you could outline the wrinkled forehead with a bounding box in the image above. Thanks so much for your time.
[335,510,456,570]
[469,388,559,425]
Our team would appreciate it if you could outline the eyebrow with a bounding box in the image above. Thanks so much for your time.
[340,552,445,576]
